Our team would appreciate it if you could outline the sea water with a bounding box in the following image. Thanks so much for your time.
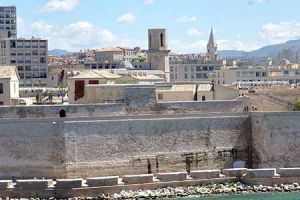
[167,192,300,200]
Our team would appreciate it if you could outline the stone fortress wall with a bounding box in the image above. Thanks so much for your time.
[0,102,299,179]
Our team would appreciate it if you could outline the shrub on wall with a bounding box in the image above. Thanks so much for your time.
[294,100,300,111]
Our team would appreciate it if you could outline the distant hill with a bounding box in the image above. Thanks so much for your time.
[219,39,300,58]
[49,49,73,57]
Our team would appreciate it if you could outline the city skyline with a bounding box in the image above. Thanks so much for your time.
[1,0,300,53]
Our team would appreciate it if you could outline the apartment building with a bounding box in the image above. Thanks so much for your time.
[0,38,48,86]
[213,66,300,85]
[0,6,17,38]
[169,60,223,82]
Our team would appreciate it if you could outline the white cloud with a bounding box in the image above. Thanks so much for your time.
[176,16,197,23]
[260,21,300,44]
[144,0,155,5]
[170,37,259,54]
[32,21,54,32]
[98,29,118,43]
[217,39,259,51]
[39,0,79,12]
[170,39,207,54]
[25,20,143,51]
[186,28,203,37]
[248,0,271,4]
[116,12,136,24]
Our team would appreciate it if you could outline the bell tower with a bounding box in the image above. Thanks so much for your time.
[147,29,170,81]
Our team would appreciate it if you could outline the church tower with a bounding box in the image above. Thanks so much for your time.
[207,28,218,61]
[147,29,170,81]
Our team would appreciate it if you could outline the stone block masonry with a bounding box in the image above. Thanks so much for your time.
[250,112,300,168]
[86,176,119,187]
[122,174,154,184]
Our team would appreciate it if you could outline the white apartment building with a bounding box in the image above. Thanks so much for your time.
[0,6,16,38]
[0,38,48,86]
[169,60,223,82]
[213,66,300,85]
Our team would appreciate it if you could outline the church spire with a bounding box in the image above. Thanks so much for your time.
[208,28,215,45]
[207,28,218,61]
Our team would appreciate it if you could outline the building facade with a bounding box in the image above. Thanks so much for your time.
[95,47,137,64]
[0,65,19,106]
[0,6,16,39]
[213,66,300,85]
[0,38,48,86]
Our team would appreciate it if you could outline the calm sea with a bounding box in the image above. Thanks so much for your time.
[167,192,300,200]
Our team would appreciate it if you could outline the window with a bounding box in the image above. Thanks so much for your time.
[196,73,202,79]
[196,66,202,71]
[0,83,3,94]
[202,96,206,101]
[158,93,163,100]
[88,80,99,84]
[184,73,188,79]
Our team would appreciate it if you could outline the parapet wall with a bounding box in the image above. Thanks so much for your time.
[0,103,126,119]
[0,97,249,119]
[157,97,248,113]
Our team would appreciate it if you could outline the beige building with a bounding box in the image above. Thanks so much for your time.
[213,66,300,85]
[0,65,19,105]
[68,70,121,104]
[0,37,48,86]
[156,83,239,102]
[95,47,137,64]
[156,84,197,102]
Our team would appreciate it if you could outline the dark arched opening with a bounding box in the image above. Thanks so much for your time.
[59,109,66,118]
[160,33,164,47]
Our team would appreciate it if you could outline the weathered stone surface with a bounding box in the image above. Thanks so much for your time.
[250,112,300,168]
[122,174,153,184]
[86,176,119,187]
[0,180,13,189]
[15,179,52,189]
[190,170,220,179]
[156,172,187,182]
[222,168,247,177]
[55,179,83,189]
[279,168,300,177]
[246,168,276,178]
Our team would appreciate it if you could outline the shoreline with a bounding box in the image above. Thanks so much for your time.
[94,182,300,200]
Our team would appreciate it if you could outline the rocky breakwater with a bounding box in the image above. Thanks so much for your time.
[97,182,300,199]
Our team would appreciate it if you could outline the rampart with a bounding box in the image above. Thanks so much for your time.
[0,112,250,179]
[0,96,248,119]
[0,101,299,182]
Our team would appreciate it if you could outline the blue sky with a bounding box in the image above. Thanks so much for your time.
[1,0,300,53]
